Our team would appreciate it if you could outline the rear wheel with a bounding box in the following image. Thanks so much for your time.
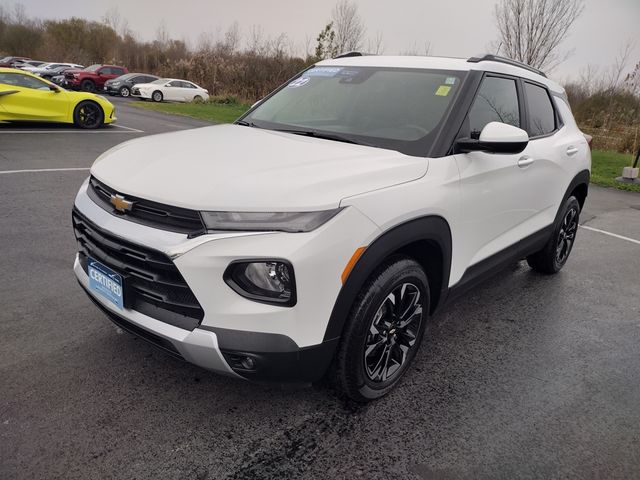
[73,101,104,129]
[152,90,163,102]
[119,86,130,97]
[330,256,429,402]
[80,79,95,92]
[527,196,581,274]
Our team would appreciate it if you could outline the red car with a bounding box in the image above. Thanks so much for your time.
[63,64,128,92]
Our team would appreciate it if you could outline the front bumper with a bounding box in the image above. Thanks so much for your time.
[72,178,379,382]
[103,85,119,95]
[75,257,239,376]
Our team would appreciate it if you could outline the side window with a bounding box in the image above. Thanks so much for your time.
[98,67,109,75]
[467,76,520,138]
[524,82,556,137]
[0,73,49,90]
[168,81,180,87]
[112,68,125,76]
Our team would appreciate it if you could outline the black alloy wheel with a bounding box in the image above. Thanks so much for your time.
[363,283,423,383]
[555,206,578,265]
[330,256,430,402]
[527,195,581,274]
[73,101,104,129]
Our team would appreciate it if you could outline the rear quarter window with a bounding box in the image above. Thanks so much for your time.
[524,82,556,137]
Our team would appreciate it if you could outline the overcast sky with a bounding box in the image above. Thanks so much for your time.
[14,0,640,81]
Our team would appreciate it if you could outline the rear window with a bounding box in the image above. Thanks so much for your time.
[524,82,556,137]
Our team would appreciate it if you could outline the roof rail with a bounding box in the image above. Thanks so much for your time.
[333,51,364,59]
[467,54,546,78]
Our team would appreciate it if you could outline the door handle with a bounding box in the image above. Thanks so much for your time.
[517,156,534,168]
[566,146,579,156]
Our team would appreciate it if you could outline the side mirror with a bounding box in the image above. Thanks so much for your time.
[251,99,263,109]
[455,121,529,154]
[49,84,60,93]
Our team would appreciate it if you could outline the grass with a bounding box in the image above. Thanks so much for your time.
[591,150,640,193]
[128,102,640,194]
[132,98,250,124]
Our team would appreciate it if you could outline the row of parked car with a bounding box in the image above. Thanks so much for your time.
[0,56,209,103]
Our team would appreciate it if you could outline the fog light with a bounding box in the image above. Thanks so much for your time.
[224,260,296,307]
[240,356,256,370]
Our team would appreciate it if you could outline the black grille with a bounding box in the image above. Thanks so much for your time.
[87,176,205,235]
[73,208,204,330]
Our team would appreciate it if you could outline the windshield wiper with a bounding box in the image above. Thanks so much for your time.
[274,128,375,147]
[235,120,260,128]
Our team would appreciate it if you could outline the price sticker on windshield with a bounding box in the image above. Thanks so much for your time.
[435,85,452,96]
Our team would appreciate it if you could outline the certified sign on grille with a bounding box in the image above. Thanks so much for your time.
[88,257,124,310]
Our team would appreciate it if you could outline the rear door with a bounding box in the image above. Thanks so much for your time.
[453,74,543,269]
[520,81,577,224]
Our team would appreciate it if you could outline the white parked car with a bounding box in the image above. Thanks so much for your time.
[72,54,591,402]
[26,62,84,75]
[131,78,209,103]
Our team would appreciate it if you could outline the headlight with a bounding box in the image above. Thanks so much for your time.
[200,209,343,233]
[224,260,296,306]
[111,82,120,86]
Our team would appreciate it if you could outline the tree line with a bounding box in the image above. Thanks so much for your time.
[1,0,638,153]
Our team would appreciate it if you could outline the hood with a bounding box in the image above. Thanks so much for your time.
[91,124,429,211]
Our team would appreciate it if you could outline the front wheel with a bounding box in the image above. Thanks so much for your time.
[80,79,95,92]
[119,86,130,97]
[527,196,581,274]
[73,101,104,129]
[152,90,163,102]
[330,256,429,402]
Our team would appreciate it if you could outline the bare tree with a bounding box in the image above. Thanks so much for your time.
[604,39,635,91]
[367,31,385,55]
[331,0,365,53]
[494,0,585,71]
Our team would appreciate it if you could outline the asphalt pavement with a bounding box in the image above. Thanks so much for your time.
[1,97,639,480]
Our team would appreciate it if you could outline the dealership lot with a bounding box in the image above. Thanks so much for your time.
[1,99,639,479]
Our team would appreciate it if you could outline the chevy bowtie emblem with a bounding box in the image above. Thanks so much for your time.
[110,194,133,213]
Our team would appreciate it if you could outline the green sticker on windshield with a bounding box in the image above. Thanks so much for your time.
[435,85,452,96]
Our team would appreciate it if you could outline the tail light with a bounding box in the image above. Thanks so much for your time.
[584,134,593,150]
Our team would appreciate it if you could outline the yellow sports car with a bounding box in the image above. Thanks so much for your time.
[0,68,116,129]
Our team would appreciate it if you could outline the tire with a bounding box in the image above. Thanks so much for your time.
[330,256,429,402]
[527,196,581,274]
[152,90,163,102]
[193,95,203,103]
[80,79,95,92]
[119,86,130,97]
[73,101,104,129]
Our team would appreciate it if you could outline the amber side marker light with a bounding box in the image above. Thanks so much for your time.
[341,246,367,284]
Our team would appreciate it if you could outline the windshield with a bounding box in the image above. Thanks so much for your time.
[84,64,101,72]
[151,78,170,84]
[241,66,465,156]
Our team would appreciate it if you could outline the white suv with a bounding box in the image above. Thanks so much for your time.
[72,54,591,402]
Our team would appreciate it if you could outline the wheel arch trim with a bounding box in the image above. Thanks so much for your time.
[323,215,452,342]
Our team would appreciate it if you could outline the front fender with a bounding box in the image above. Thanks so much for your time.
[322,215,452,342]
